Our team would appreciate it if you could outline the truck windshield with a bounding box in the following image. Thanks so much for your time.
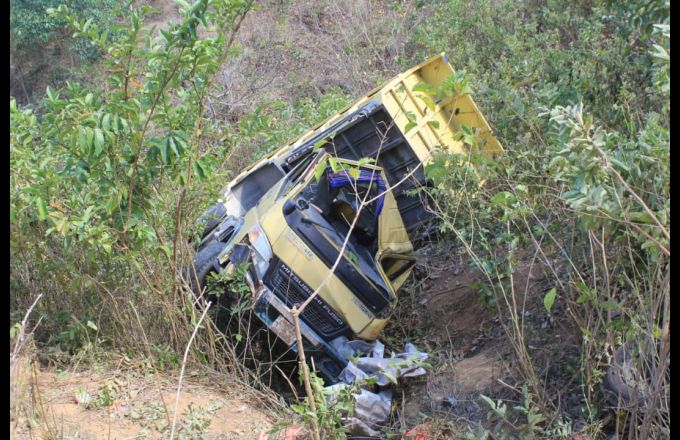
[227,162,285,216]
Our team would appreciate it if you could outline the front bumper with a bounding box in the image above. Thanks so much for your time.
[226,232,355,384]
[253,284,349,383]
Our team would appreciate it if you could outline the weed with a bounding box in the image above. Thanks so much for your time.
[290,368,356,439]
[471,385,557,439]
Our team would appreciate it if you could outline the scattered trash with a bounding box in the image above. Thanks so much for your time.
[284,424,303,440]
[74,386,92,408]
[112,402,129,416]
[402,424,430,440]
[325,340,429,437]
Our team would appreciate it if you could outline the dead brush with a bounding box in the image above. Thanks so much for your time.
[10,310,64,440]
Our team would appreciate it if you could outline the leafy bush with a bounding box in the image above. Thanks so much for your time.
[10,0,124,104]
[412,0,669,437]
[10,0,121,55]
[10,0,255,357]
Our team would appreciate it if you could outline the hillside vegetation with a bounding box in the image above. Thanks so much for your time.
[10,0,669,438]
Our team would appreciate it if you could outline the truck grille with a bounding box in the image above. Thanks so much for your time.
[265,259,348,339]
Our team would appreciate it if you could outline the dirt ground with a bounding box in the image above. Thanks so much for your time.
[10,356,283,439]
[142,0,182,32]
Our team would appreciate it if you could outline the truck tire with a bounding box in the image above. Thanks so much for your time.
[198,203,227,240]
[189,242,228,301]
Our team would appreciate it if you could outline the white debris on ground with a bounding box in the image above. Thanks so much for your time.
[325,340,428,437]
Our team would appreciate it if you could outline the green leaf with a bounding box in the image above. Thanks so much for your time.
[313,160,327,182]
[158,245,172,258]
[651,44,670,61]
[79,127,88,153]
[94,128,105,156]
[491,191,516,208]
[290,403,307,415]
[36,198,48,220]
[86,321,98,331]
[412,82,437,96]
[357,157,376,166]
[192,160,206,180]
[598,300,619,311]
[404,121,417,133]
[102,114,111,131]
[328,157,343,173]
[425,163,447,185]
[419,94,436,112]
[168,137,180,158]
[543,288,557,313]
[653,325,663,339]
[10,323,21,339]
[629,211,656,224]
[610,157,630,172]
[160,140,169,164]
[382,371,397,384]
[479,394,497,409]
[313,139,328,149]
[576,292,594,305]
[86,128,95,153]
[160,29,172,42]
[459,85,474,95]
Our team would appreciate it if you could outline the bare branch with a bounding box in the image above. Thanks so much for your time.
[170,301,212,440]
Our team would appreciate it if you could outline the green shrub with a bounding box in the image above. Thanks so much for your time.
[10,0,255,356]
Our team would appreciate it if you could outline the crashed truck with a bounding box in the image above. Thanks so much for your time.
[190,53,503,385]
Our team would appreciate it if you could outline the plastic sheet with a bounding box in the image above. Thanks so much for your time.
[326,340,428,437]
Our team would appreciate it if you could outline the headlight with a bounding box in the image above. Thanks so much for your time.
[247,224,273,277]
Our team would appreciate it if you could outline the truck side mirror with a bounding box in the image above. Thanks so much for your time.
[283,200,296,215]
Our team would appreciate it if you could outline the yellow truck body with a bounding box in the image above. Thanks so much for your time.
[192,54,503,383]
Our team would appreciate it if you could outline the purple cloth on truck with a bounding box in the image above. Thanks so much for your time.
[325,167,386,216]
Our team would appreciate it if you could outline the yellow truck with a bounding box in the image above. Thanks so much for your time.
[190,53,503,383]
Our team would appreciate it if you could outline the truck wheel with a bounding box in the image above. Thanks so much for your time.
[189,242,228,301]
[198,203,227,240]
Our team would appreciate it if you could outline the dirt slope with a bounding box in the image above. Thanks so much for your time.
[391,244,578,431]
[10,356,280,439]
